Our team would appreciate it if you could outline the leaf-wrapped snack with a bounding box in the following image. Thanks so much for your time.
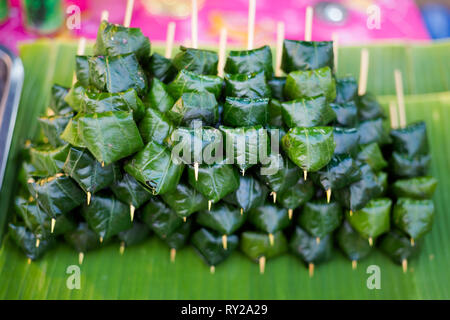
[290,226,333,265]
[224,175,268,213]
[393,198,434,240]
[118,222,150,247]
[168,92,218,127]
[335,76,358,103]
[163,219,192,250]
[197,203,246,236]
[330,101,358,127]
[358,118,391,146]
[167,69,223,100]
[356,142,387,172]
[225,45,273,76]
[392,176,437,199]
[148,52,177,83]
[138,107,174,145]
[333,127,359,156]
[141,198,183,238]
[49,84,72,115]
[75,55,90,87]
[281,40,333,73]
[284,67,336,102]
[8,223,55,260]
[248,203,290,235]
[240,231,288,262]
[299,200,342,239]
[143,78,174,113]
[390,121,429,157]
[259,154,302,194]
[172,46,218,75]
[281,95,335,128]
[65,222,100,254]
[29,144,69,176]
[161,182,208,219]
[192,228,238,267]
[225,71,271,99]
[313,155,361,192]
[357,92,384,121]
[336,220,372,262]
[390,152,431,178]
[223,97,269,127]
[379,230,420,265]
[111,173,152,209]
[38,113,73,148]
[278,178,314,211]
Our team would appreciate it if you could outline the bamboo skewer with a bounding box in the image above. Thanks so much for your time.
[50,218,56,234]
[217,28,227,78]
[268,233,274,246]
[247,0,256,50]
[332,32,338,74]
[123,0,134,28]
[304,6,314,41]
[270,191,276,203]
[275,22,284,77]
[389,101,399,129]
[165,22,176,59]
[222,235,228,250]
[259,256,266,274]
[358,49,369,96]
[394,69,407,128]
[191,0,198,49]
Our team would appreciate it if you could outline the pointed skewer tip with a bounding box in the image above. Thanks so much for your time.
[368,237,373,246]
[259,256,266,274]
[288,209,293,220]
[352,260,357,270]
[315,237,320,244]
[326,189,331,203]
[119,242,125,255]
[308,263,314,277]
[222,234,228,250]
[268,233,274,246]
[402,259,408,273]
[50,218,56,234]
[210,265,215,274]
[87,192,91,205]
[130,204,135,221]
[170,248,176,263]
[78,252,84,265]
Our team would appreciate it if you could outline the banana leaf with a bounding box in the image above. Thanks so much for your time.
[29,144,69,176]
[161,182,208,219]
[334,163,383,211]
[278,178,314,211]
[197,202,246,235]
[94,21,151,64]
[124,141,184,195]
[172,46,218,75]
[390,152,431,178]
[281,95,335,128]
[330,101,358,127]
[27,174,84,217]
[167,69,223,100]
[147,53,178,84]
[225,71,271,99]
[140,198,183,238]
[358,118,391,146]
[298,200,342,239]
[268,99,284,127]
[78,111,144,165]
[88,53,148,96]
[64,222,100,254]
[143,78,174,113]
[168,92,218,127]
[335,76,358,103]
[356,142,387,172]
[281,40,334,73]
[8,223,55,260]
[391,176,438,199]
[222,97,269,127]
[258,153,302,194]
[163,219,192,250]
[110,173,152,209]
[118,222,150,247]
[38,113,73,148]
[220,125,268,172]
[284,67,336,102]
[191,228,238,267]
[138,107,174,145]
[379,230,420,265]
[248,203,290,234]
[393,198,434,240]
[346,198,392,242]
[268,77,286,101]
[75,55,90,87]
[336,220,372,262]
[240,231,288,261]
[357,92,385,121]
[224,174,268,213]
[63,146,121,194]
[49,84,72,115]
[390,121,429,157]
[187,161,239,204]
[290,226,333,265]
[313,154,361,191]
[225,46,273,76]
[282,127,335,172]
[81,193,132,242]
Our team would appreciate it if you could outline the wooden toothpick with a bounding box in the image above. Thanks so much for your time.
[332,32,338,73]
[394,69,407,128]
[217,28,227,77]
[123,0,134,28]
[304,6,314,41]
[358,49,369,96]
[165,22,176,59]
[191,0,198,49]
[247,0,256,50]
[275,21,285,77]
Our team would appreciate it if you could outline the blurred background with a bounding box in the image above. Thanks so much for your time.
[0,0,449,52]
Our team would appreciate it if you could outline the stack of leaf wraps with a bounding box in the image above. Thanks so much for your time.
[9,21,437,273]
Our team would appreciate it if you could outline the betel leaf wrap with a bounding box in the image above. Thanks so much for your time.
[141,198,183,238]
[225,71,271,99]
[390,121,429,157]
[268,99,284,128]
[161,182,208,219]
[148,52,177,84]
[167,69,223,100]
[282,126,335,172]
[63,146,121,194]
[94,20,151,63]
[313,154,361,191]
[225,45,273,77]
[163,219,192,250]
[278,178,314,210]
[60,114,86,148]
[333,127,359,157]
[29,144,69,176]
[75,55,90,87]
[27,174,84,217]
[8,223,55,260]
[356,142,387,172]
[168,92,219,127]
[358,118,391,146]
[172,46,219,75]
[336,220,372,262]
[38,113,73,148]
[290,226,333,264]
[346,198,392,240]
[77,111,144,165]
[65,222,100,253]
[330,101,358,128]
[357,92,385,121]
[335,76,358,104]
[81,193,132,241]
[258,154,302,193]
[88,53,148,96]
[110,173,152,209]
[192,228,238,266]
[124,140,184,195]
[392,176,437,199]
[138,107,174,145]
[240,231,288,261]
[143,78,174,113]
[118,222,150,247]
[224,174,268,212]
[268,77,286,101]
[248,203,290,234]
[49,84,72,115]
[281,95,335,128]
[223,97,269,127]
[281,40,334,73]
[284,67,336,102]
[390,152,431,178]
[196,202,246,235]
[379,230,420,264]
[393,198,434,240]
[298,200,342,238]
[187,161,240,203]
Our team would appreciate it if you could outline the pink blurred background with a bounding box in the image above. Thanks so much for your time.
[0,0,430,52]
